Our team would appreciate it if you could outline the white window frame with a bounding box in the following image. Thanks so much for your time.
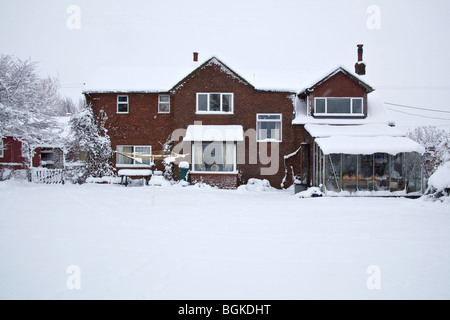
[314,97,364,116]
[256,113,282,142]
[158,95,170,114]
[116,145,153,168]
[196,93,234,114]
[0,139,3,158]
[117,95,129,114]
[191,142,238,174]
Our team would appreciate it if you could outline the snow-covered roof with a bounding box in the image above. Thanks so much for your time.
[293,91,393,125]
[305,123,406,138]
[300,66,374,94]
[316,136,424,155]
[183,125,244,142]
[83,66,197,93]
[306,122,424,155]
[83,57,297,94]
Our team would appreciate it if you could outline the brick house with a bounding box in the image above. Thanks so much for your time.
[85,56,303,189]
[84,47,424,193]
[0,136,65,176]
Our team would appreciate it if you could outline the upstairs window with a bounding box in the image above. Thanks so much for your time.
[117,95,129,114]
[196,93,233,114]
[314,97,363,116]
[257,114,282,142]
[158,95,170,113]
[0,139,3,158]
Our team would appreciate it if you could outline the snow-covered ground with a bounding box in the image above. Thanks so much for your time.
[1,180,449,300]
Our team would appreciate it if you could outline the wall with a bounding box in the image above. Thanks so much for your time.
[0,137,26,169]
[87,59,307,188]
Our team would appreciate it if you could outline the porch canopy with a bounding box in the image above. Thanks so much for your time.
[306,124,425,155]
[183,125,244,142]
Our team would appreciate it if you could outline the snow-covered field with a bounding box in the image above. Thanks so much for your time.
[1,180,449,300]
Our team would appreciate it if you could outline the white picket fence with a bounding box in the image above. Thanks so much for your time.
[31,168,64,184]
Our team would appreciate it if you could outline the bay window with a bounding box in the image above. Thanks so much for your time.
[192,142,236,172]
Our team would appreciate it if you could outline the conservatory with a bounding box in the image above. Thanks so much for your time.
[307,124,425,195]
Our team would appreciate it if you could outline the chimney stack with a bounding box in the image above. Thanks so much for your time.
[355,44,366,76]
[193,52,199,62]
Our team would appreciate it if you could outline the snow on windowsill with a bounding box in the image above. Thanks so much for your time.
[190,171,238,175]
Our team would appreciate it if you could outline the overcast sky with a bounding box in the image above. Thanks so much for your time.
[1,0,449,130]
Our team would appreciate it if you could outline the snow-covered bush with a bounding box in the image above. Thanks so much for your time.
[66,104,114,183]
[408,126,450,182]
[237,178,275,192]
[163,157,175,183]
[295,187,324,198]
[423,160,450,202]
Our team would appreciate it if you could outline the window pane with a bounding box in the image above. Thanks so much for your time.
[342,154,358,192]
[159,95,169,102]
[374,153,389,190]
[198,94,207,111]
[222,94,232,112]
[118,103,128,113]
[210,94,221,111]
[359,155,374,191]
[135,146,151,165]
[159,103,170,113]
[390,154,405,191]
[352,98,362,114]
[326,154,341,191]
[118,96,128,102]
[315,99,325,113]
[117,146,133,165]
[327,98,351,114]
[258,121,281,140]
[202,143,224,171]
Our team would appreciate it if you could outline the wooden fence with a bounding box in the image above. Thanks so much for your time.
[30,168,64,184]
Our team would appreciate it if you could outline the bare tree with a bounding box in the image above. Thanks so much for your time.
[0,54,60,145]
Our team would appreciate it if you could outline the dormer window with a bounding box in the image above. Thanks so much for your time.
[314,97,363,116]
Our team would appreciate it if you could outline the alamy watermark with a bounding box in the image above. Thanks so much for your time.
[66,265,81,290]
[366,265,381,290]
[66,5,81,30]
[366,5,381,30]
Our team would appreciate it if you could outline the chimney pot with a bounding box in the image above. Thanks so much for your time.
[193,52,199,62]
[355,44,366,75]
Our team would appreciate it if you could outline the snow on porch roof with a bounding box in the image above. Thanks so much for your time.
[183,125,244,142]
[305,123,406,138]
[315,136,425,156]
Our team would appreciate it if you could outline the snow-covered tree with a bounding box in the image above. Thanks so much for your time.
[0,54,62,145]
[66,103,114,183]
[407,126,450,181]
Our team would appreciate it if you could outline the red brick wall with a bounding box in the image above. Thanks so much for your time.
[171,61,302,188]
[190,173,238,189]
[0,137,26,169]
[87,59,307,189]
[32,149,41,168]
[310,72,368,117]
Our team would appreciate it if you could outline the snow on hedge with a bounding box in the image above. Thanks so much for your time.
[427,161,450,191]
[424,161,450,202]
[237,178,275,192]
